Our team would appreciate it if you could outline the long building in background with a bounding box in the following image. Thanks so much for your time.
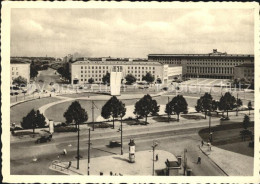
[71,59,170,85]
[148,49,254,80]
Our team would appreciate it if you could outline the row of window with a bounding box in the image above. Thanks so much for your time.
[80,65,156,70]
[128,70,155,74]
[81,70,108,74]
[81,66,109,70]
[188,59,246,62]
[187,62,242,66]
[187,67,234,74]
[127,66,155,70]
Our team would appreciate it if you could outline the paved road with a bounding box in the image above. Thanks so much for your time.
[11,119,247,176]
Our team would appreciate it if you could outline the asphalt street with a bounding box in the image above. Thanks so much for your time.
[11,120,247,176]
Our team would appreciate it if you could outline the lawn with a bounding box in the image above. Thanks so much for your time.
[44,95,198,124]
[198,122,254,157]
[10,97,60,125]
[181,114,205,120]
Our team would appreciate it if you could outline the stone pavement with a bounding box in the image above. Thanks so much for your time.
[49,150,177,176]
[199,143,253,176]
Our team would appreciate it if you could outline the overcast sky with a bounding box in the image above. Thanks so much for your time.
[11,8,254,58]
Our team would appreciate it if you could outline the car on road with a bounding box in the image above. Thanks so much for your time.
[109,141,121,148]
[35,132,52,144]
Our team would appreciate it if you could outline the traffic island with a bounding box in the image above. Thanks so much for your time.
[49,150,178,176]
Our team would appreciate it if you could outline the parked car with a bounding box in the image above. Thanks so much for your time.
[220,117,230,121]
[35,132,52,144]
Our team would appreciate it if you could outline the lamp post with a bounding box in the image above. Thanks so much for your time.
[183,148,187,175]
[151,140,158,176]
[87,128,91,175]
[168,96,170,123]
[236,93,239,116]
[91,101,94,131]
[120,116,123,155]
[76,121,80,169]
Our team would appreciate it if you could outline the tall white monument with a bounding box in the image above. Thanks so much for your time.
[110,66,122,96]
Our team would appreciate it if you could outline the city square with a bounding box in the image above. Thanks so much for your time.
[2,3,258,183]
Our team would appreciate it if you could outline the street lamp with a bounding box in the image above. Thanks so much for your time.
[183,148,187,175]
[151,140,158,176]
[117,116,124,155]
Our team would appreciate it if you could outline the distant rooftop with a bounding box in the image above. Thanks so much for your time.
[10,59,30,64]
[148,49,254,58]
[72,60,162,66]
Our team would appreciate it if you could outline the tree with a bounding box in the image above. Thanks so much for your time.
[30,60,38,79]
[233,78,239,88]
[241,115,251,141]
[63,101,88,170]
[142,72,155,84]
[101,96,126,129]
[125,74,136,85]
[35,110,46,128]
[63,101,88,128]
[243,115,250,130]
[235,98,243,116]
[195,93,213,119]
[218,92,236,118]
[166,95,188,121]
[134,94,159,123]
[13,76,27,86]
[165,101,173,120]
[21,109,46,133]
[57,62,71,82]
[102,72,110,84]
[248,101,252,115]
[88,78,94,84]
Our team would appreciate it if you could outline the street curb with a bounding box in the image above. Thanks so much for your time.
[199,145,229,176]
[10,95,55,107]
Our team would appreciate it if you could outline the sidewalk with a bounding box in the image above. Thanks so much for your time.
[10,112,254,143]
[199,143,253,176]
[49,150,177,176]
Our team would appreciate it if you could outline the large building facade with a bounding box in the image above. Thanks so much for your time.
[71,59,169,85]
[148,49,254,79]
[10,62,30,85]
[234,63,254,83]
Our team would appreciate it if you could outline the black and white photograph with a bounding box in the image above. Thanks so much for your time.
[1,1,259,183]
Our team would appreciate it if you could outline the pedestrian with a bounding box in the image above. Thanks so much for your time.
[156,154,159,161]
[63,149,67,155]
[57,155,60,160]
[201,140,204,147]
[110,171,113,176]
[208,142,211,151]
[197,156,201,164]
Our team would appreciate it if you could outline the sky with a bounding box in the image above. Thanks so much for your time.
[11,8,254,58]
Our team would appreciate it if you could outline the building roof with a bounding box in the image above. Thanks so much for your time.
[72,60,163,66]
[148,50,254,59]
[235,63,254,68]
[148,53,254,59]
